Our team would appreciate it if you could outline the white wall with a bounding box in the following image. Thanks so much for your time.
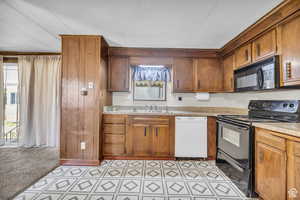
[112,83,300,109]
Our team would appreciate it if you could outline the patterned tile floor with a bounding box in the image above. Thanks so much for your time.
[14,160,258,200]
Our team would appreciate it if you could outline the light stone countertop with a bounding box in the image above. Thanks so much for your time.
[103,110,241,117]
[253,122,300,138]
[102,106,248,117]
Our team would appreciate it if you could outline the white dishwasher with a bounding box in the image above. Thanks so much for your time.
[175,117,207,158]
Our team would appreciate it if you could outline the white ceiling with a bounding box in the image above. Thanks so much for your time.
[0,0,283,52]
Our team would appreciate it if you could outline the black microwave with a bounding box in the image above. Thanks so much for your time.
[234,56,280,92]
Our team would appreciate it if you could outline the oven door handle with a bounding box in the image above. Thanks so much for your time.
[217,119,250,130]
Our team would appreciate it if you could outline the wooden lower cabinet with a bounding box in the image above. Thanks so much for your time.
[103,114,174,159]
[102,114,127,157]
[127,116,174,158]
[287,141,300,200]
[255,142,286,200]
[152,124,171,156]
[131,124,152,156]
[255,127,300,200]
[103,114,216,160]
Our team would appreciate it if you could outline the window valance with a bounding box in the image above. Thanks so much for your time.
[132,65,171,82]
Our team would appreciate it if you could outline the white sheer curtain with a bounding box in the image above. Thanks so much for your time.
[18,56,61,147]
[0,56,4,146]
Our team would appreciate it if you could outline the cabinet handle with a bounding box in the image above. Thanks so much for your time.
[259,151,264,163]
[197,80,201,89]
[256,43,261,57]
[156,128,158,136]
[124,79,126,88]
[144,127,147,136]
[286,62,292,79]
[176,80,179,88]
[231,78,233,89]
[245,49,249,61]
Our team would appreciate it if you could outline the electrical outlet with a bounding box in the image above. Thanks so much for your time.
[80,142,86,150]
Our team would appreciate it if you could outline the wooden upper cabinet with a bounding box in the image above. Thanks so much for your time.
[108,56,130,92]
[173,57,194,92]
[222,54,235,92]
[252,29,276,62]
[255,128,287,200]
[194,58,223,92]
[235,43,252,69]
[278,11,300,87]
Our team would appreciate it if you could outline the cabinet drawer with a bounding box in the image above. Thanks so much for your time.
[103,124,125,134]
[103,115,126,124]
[103,144,125,155]
[131,117,169,125]
[256,128,286,151]
[104,134,125,144]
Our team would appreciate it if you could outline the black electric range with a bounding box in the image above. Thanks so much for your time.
[216,100,300,197]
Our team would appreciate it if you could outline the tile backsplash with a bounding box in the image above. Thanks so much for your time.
[112,83,300,109]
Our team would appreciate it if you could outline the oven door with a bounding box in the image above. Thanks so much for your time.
[217,119,250,168]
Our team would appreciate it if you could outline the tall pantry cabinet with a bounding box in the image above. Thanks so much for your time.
[60,35,112,165]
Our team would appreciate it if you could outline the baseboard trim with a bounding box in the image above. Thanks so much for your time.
[60,159,100,166]
[103,156,175,160]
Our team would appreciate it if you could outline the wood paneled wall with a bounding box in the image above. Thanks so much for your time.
[60,35,111,166]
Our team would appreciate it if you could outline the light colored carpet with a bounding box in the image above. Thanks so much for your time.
[0,147,59,200]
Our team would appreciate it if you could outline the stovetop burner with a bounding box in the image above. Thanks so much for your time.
[219,100,300,123]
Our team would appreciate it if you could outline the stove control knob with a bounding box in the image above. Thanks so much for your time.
[290,104,295,108]
[283,103,288,108]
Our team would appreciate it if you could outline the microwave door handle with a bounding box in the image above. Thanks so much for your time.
[257,68,264,89]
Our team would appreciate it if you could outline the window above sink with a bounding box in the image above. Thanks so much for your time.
[132,65,170,101]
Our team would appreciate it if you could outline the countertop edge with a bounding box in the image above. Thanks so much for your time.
[253,122,300,138]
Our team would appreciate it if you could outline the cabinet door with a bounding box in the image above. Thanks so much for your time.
[131,124,152,156]
[235,43,252,69]
[287,141,300,200]
[152,124,170,156]
[173,57,194,92]
[278,11,300,86]
[61,36,82,160]
[194,58,223,92]
[255,142,286,200]
[108,56,130,91]
[222,54,235,92]
[252,29,276,62]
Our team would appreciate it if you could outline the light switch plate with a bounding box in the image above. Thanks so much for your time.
[88,82,94,89]
[80,142,86,150]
